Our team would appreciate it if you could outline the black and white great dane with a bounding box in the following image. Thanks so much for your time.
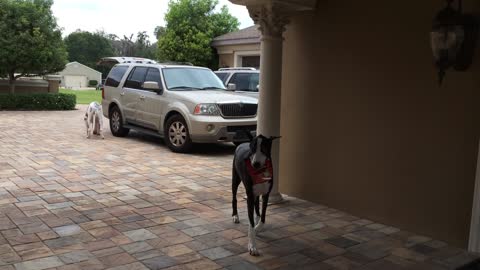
[232,134,280,256]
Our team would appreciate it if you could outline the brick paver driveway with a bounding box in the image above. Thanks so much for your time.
[0,106,477,270]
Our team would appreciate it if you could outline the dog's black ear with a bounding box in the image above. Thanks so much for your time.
[270,136,282,141]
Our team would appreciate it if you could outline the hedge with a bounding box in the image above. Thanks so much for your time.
[0,93,76,110]
[89,80,98,87]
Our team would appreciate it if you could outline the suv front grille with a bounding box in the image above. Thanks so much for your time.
[218,103,257,118]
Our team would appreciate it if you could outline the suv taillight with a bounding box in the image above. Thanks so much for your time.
[101,87,105,99]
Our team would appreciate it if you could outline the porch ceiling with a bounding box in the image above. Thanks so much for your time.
[229,0,317,11]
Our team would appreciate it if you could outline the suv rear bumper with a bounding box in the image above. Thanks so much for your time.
[188,115,257,143]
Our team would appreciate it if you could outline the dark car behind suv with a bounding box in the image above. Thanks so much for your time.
[214,68,259,96]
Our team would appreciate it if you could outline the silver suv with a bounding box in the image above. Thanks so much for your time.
[102,63,258,153]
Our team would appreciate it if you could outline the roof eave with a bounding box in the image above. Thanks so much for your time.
[65,62,102,74]
[212,38,261,47]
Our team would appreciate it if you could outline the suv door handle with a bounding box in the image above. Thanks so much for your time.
[139,95,145,100]
[120,92,125,96]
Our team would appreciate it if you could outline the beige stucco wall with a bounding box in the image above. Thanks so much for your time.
[219,54,235,68]
[215,43,260,68]
[280,0,480,247]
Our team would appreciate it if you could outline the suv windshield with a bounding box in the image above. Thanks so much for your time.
[163,68,226,91]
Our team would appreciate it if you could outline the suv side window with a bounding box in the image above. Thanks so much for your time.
[144,68,162,90]
[124,67,148,89]
[105,66,128,87]
[230,73,259,92]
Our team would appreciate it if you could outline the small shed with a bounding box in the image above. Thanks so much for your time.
[58,62,102,89]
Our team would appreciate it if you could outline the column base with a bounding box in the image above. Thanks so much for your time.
[268,192,284,204]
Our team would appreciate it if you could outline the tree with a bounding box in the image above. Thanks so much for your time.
[135,31,156,59]
[158,0,239,68]
[154,26,166,40]
[0,0,68,94]
[64,31,114,69]
[120,34,135,57]
[103,32,156,59]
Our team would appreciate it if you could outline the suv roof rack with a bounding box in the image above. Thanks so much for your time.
[160,61,194,66]
[218,67,257,71]
[97,57,157,66]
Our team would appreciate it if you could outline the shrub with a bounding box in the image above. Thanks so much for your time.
[89,80,98,87]
[0,93,76,110]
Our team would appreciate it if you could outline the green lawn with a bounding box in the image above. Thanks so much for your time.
[60,88,102,105]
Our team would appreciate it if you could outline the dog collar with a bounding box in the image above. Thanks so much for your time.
[245,159,273,185]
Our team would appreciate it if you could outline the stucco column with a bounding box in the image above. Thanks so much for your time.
[249,4,290,203]
[44,75,62,93]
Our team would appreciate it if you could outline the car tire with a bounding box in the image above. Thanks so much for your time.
[109,106,130,137]
[164,114,193,153]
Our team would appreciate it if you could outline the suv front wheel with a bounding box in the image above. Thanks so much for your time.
[164,114,193,153]
[109,106,130,137]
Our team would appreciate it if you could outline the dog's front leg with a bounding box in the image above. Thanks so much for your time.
[98,115,105,139]
[254,196,261,226]
[232,166,241,224]
[255,194,269,233]
[93,114,98,136]
[85,115,90,139]
[247,194,259,256]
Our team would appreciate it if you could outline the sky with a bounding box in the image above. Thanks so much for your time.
[51,0,254,41]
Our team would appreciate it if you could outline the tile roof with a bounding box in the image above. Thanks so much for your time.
[212,25,261,46]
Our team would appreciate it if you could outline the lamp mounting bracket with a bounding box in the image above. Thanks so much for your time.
[445,0,463,12]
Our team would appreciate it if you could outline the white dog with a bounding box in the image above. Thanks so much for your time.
[84,102,105,139]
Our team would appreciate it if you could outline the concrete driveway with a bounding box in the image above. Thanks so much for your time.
[0,106,477,270]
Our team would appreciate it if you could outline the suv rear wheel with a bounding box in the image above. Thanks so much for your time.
[164,114,193,153]
[109,106,130,137]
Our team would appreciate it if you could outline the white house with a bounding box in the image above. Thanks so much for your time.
[58,62,102,89]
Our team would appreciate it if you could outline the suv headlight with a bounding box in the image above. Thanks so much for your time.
[194,104,220,115]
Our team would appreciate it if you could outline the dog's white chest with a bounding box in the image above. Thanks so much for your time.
[253,181,271,196]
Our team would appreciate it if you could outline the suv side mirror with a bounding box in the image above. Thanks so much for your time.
[143,81,161,92]
[227,83,236,91]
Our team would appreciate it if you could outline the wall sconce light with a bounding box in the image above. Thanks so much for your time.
[431,0,478,85]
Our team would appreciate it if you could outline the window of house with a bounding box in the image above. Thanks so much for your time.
[242,56,260,69]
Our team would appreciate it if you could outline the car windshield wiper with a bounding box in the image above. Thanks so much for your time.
[168,86,202,91]
[200,87,225,90]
